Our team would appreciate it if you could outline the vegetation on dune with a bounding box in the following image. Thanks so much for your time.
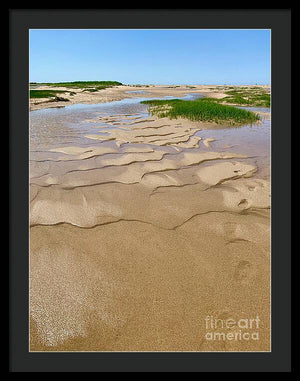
[30,81,122,89]
[222,88,270,107]
[201,86,270,107]
[30,81,122,95]
[30,90,68,99]
[141,98,260,125]
[127,84,151,88]
[30,81,123,99]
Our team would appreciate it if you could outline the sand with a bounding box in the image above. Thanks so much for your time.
[29,87,271,352]
[29,84,206,111]
[29,84,270,111]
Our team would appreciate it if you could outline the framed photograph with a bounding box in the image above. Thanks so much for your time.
[9,9,291,372]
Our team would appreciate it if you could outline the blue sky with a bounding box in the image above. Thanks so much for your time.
[30,29,270,85]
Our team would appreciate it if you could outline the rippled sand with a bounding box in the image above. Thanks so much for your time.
[30,106,271,351]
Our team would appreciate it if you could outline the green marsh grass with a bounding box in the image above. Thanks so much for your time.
[222,87,270,107]
[141,98,260,125]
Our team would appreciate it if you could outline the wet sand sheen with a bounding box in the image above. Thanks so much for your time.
[29,98,270,351]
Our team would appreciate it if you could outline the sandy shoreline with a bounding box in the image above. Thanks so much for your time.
[29,87,270,351]
[29,84,269,111]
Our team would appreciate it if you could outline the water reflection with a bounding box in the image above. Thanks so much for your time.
[30,93,203,149]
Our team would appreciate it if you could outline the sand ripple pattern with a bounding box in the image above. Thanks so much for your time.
[30,111,271,351]
[30,113,270,229]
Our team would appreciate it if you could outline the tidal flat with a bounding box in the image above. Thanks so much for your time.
[29,84,271,352]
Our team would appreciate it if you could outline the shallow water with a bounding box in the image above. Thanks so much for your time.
[30,93,203,149]
[125,90,149,94]
[193,108,270,178]
[30,94,270,178]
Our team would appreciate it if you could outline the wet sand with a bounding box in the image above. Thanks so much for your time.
[29,91,271,352]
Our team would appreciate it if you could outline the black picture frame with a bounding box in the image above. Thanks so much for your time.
[9,9,291,372]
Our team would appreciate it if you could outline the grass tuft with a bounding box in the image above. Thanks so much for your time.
[141,98,260,125]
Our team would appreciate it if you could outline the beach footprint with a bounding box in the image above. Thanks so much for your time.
[233,260,253,284]
[238,198,249,208]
